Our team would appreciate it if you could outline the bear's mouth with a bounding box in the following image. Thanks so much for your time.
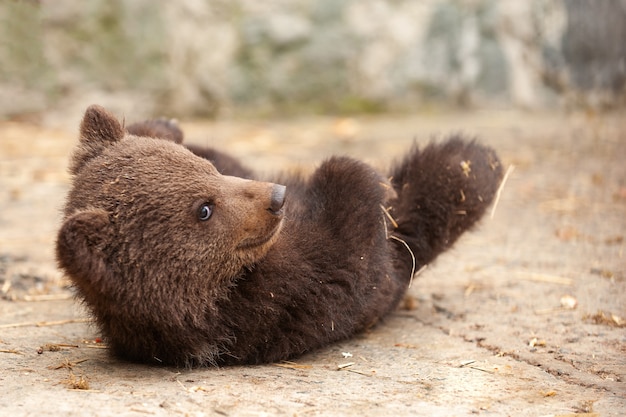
[236,221,283,250]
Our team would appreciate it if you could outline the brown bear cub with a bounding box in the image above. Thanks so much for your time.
[56,105,503,367]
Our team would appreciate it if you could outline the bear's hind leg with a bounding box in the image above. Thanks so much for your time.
[388,137,503,277]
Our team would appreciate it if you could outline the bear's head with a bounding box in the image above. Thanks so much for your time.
[56,105,285,364]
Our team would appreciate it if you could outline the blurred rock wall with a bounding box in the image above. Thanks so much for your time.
[0,0,624,120]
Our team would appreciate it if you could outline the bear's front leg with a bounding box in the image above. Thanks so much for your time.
[306,156,392,248]
[127,118,254,178]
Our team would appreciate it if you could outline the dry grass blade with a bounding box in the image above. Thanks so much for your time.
[274,361,312,370]
[388,235,420,288]
[336,362,375,376]
[130,407,157,414]
[175,379,188,391]
[553,414,599,417]
[0,348,23,355]
[534,307,567,315]
[50,358,89,370]
[412,264,428,287]
[0,318,91,329]
[22,293,72,302]
[516,271,573,286]
[459,360,476,367]
[337,362,355,369]
[345,368,374,377]
[464,282,479,297]
[467,366,496,374]
[490,164,515,219]
[380,204,399,228]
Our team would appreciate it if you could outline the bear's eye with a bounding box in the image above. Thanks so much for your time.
[197,203,213,221]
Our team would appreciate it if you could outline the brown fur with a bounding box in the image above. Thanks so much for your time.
[56,105,503,367]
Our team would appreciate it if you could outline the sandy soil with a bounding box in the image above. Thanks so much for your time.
[1,109,624,416]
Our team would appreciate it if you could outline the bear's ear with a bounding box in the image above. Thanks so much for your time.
[69,105,125,175]
[56,209,111,291]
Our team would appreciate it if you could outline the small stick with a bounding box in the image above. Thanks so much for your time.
[490,164,515,219]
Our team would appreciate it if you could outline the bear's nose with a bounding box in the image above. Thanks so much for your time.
[269,184,286,214]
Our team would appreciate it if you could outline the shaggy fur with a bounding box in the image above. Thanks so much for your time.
[56,105,503,367]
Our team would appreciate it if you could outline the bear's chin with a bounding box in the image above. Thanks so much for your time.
[235,220,283,264]
[236,221,282,250]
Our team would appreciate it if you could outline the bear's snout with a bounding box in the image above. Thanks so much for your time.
[269,184,286,215]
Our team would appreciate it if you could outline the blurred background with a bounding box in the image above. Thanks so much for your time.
[1,0,625,122]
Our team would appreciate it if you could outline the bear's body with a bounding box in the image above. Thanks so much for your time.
[56,105,503,367]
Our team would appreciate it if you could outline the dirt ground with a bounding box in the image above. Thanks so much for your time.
[1,109,624,416]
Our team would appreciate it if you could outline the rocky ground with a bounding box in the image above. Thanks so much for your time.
[0,109,624,416]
